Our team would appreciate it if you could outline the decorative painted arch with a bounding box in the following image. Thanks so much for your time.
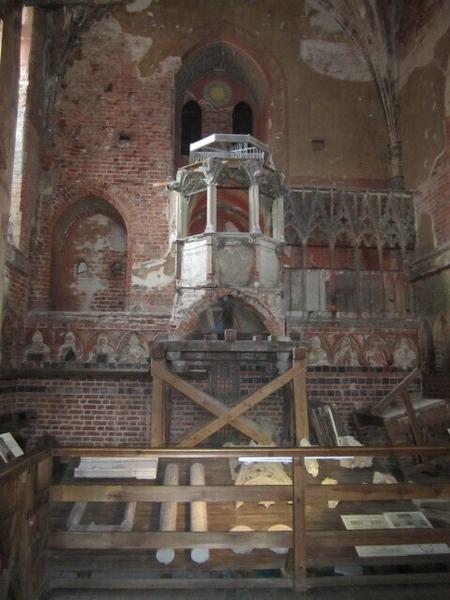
[173,288,284,336]
[169,22,288,170]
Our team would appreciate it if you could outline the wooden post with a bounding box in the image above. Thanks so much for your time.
[151,359,166,447]
[292,457,307,591]
[18,469,33,600]
[292,349,308,443]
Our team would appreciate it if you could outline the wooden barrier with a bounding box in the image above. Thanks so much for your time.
[1,444,450,596]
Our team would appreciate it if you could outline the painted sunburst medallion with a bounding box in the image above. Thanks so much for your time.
[203,80,232,107]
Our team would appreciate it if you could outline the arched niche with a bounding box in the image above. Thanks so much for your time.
[50,198,127,312]
[434,315,450,372]
[194,296,267,335]
[174,42,268,165]
[188,190,253,235]
[418,319,436,373]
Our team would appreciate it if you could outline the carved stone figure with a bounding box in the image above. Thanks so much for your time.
[24,330,50,361]
[308,335,329,366]
[119,333,147,365]
[365,337,389,367]
[335,337,360,366]
[58,331,79,362]
[234,460,292,508]
[89,332,116,364]
[393,338,418,368]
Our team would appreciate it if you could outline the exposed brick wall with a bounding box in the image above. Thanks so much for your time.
[306,367,419,435]
[0,380,18,416]
[7,365,418,448]
[422,374,450,399]
[27,17,177,315]
[16,376,151,446]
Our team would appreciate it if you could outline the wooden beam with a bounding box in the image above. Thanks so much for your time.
[177,414,272,448]
[306,482,450,502]
[401,389,425,446]
[292,359,308,443]
[150,360,165,447]
[370,367,420,415]
[306,529,450,547]
[51,484,292,503]
[49,531,293,550]
[49,578,293,590]
[49,445,450,460]
[152,340,301,354]
[305,573,450,588]
[174,363,302,447]
[153,361,273,446]
[292,457,307,592]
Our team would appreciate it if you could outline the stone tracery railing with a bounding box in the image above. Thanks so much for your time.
[284,188,415,250]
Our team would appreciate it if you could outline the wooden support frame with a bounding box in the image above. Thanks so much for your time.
[151,359,306,447]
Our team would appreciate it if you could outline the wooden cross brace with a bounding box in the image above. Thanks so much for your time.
[151,359,305,448]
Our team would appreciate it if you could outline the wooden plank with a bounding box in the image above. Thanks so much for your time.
[51,484,292,503]
[18,469,33,600]
[152,340,298,354]
[176,364,301,447]
[50,445,450,459]
[0,475,26,600]
[306,529,450,547]
[150,361,165,447]
[306,572,450,587]
[370,368,420,415]
[292,359,308,443]
[177,414,272,448]
[401,389,425,446]
[292,457,307,592]
[49,531,293,550]
[306,482,450,502]
[47,550,287,572]
[49,578,293,590]
[308,553,450,568]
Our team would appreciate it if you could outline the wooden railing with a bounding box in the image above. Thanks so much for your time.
[0,447,52,600]
[1,445,450,596]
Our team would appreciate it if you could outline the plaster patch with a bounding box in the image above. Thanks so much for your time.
[300,40,372,81]
[126,0,155,13]
[89,18,152,64]
[156,55,182,76]
[132,259,174,289]
[69,270,107,311]
[400,2,450,87]
[305,0,342,33]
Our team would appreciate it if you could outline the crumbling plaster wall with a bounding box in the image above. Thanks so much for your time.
[399,0,450,370]
[119,0,389,185]
[29,0,390,316]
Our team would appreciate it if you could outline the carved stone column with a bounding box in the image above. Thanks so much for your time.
[200,158,223,234]
[272,195,285,241]
[244,160,263,235]
[388,141,405,191]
